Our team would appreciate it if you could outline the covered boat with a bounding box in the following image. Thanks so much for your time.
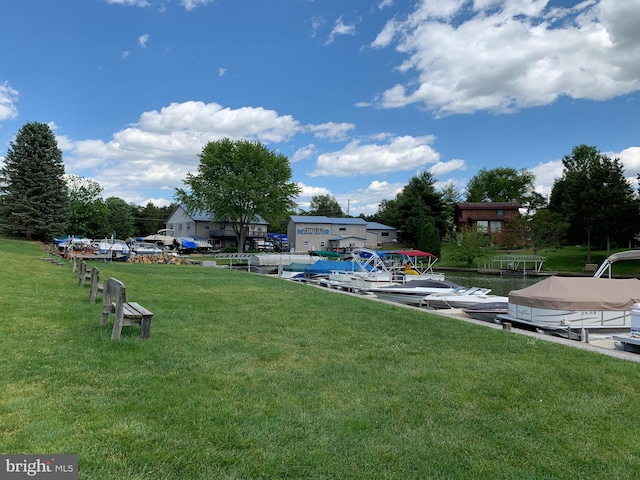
[497,276,640,334]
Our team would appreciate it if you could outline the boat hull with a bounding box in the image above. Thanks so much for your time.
[497,303,632,330]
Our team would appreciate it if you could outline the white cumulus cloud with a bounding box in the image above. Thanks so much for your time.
[309,135,440,177]
[371,0,640,116]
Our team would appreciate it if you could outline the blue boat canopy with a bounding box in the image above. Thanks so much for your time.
[304,260,372,275]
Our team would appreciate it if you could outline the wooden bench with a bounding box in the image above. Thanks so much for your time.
[100,278,153,340]
[583,263,598,274]
[89,266,103,305]
[78,260,92,287]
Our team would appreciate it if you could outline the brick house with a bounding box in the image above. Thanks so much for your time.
[454,201,522,244]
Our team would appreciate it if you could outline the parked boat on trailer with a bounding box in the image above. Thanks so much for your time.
[143,229,179,249]
[130,242,164,256]
[93,238,130,260]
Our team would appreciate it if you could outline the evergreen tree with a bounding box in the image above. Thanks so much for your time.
[394,172,447,247]
[0,122,68,241]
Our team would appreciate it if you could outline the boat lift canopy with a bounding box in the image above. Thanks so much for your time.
[486,254,546,274]
[385,249,439,275]
[594,250,640,278]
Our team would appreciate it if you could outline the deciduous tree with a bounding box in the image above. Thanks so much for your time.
[465,167,535,204]
[549,145,639,260]
[0,122,68,241]
[308,194,344,217]
[176,138,300,252]
[106,197,136,239]
[66,175,109,238]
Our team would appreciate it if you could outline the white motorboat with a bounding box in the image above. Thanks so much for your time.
[421,287,508,310]
[93,238,130,260]
[142,229,178,249]
[371,279,461,306]
[496,276,640,335]
[130,242,164,256]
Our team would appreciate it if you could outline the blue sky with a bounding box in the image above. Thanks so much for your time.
[1,0,638,216]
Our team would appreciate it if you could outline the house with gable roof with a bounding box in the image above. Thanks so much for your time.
[166,205,268,250]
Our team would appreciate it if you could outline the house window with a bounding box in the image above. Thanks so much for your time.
[496,209,505,216]
[381,232,389,237]
[339,226,346,231]
[490,221,502,232]
[476,220,488,232]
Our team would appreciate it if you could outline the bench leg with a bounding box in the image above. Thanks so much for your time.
[140,315,152,339]
[111,311,124,340]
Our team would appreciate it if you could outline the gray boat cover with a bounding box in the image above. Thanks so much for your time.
[508,276,640,310]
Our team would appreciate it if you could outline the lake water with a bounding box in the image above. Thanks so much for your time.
[441,271,545,297]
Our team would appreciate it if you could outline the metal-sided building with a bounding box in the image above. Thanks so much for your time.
[287,216,397,253]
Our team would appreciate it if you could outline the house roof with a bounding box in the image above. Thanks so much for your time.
[289,215,366,225]
[366,221,395,230]
[175,205,268,224]
[455,201,521,210]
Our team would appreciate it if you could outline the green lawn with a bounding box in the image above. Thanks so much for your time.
[2,238,640,479]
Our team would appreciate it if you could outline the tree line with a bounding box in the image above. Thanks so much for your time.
[2,122,638,261]
[305,147,640,262]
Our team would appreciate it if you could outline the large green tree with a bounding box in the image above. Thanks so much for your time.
[0,122,68,241]
[308,194,344,217]
[371,172,447,247]
[66,175,109,238]
[395,172,447,246]
[508,208,569,255]
[549,145,639,260]
[105,197,136,239]
[175,138,300,252]
[465,167,535,204]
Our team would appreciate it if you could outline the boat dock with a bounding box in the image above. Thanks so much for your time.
[478,254,549,276]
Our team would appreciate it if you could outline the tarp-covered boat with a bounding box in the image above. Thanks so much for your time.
[497,276,640,332]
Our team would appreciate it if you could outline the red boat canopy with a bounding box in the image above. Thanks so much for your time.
[391,250,436,257]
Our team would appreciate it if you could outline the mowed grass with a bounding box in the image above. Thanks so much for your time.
[2,238,640,479]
